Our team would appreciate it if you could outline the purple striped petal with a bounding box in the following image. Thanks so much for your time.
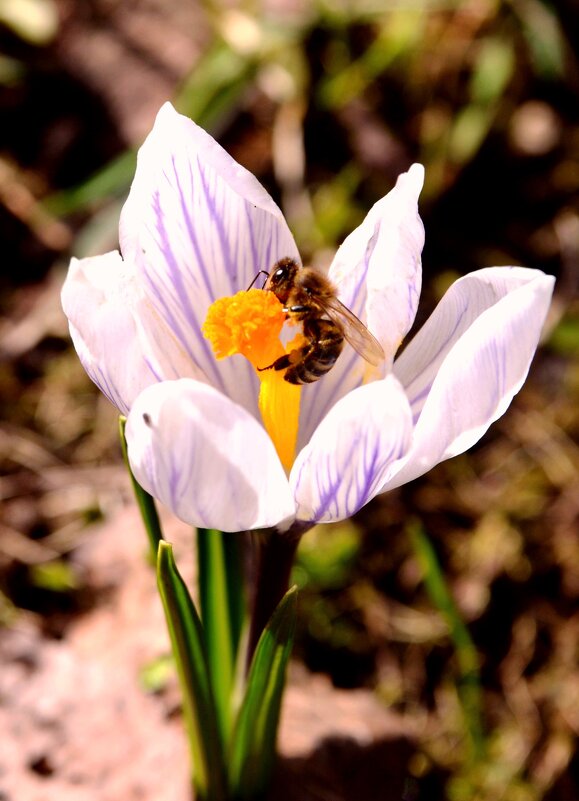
[120,102,300,419]
[125,379,296,532]
[291,375,412,524]
[298,164,424,449]
[61,252,205,414]
[394,267,554,424]
[365,164,425,364]
[329,163,424,359]
[384,268,555,490]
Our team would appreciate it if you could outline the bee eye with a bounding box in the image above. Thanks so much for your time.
[275,268,285,280]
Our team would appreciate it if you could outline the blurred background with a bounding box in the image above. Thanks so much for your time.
[0,0,578,799]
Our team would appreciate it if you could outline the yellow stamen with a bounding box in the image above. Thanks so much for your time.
[203,289,302,470]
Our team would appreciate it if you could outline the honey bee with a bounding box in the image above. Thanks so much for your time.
[255,257,384,385]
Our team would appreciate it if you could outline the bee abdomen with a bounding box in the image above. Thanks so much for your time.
[283,319,344,385]
[284,355,338,384]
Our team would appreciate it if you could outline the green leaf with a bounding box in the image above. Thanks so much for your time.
[228,585,297,800]
[197,528,246,744]
[157,541,228,801]
[470,38,514,104]
[448,105,494,166]
[515,0,565,78]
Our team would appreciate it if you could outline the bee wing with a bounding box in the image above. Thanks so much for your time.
[321,297,385,366]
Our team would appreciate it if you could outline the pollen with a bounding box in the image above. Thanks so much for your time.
[203,288,302,470]
[203,289,285,364]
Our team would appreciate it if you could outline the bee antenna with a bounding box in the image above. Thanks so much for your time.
[246,270,270,291]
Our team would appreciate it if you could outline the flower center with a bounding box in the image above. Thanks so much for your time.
[203,288,302,470]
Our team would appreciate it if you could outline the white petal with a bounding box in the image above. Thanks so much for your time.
[291,375,413,524]
[61,252,205,414]
[394,267,554,423]
[119,102,300,418]
[329,162,424,361]
[384,268,555,490]
[125,379,296,532]
[61,252,156,414]
[298,165,425,449]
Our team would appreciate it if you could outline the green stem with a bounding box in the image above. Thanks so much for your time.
[119,416,163,560]
[246,530,301,667]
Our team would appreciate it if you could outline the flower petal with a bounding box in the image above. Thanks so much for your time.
[291,375,413,524]
[298,164,425,449]
[385,268,555,490]
[125,379,296,532]
[329,162,425,361]
[394,267,554,423]
[120,102,300,418]
[61,251,205,414]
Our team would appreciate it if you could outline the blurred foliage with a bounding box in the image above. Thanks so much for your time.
[0,0,578,798]
[0,0,58,45]
[294,520,361,590]
[30,558,78,592]
[34,0,577,262]
[139,652,175,695]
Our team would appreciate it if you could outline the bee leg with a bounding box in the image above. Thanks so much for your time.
[257,354,292,373]
[283,304,309,314]
[257,346,306,373]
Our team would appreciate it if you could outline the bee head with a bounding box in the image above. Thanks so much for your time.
[265,257,300,301]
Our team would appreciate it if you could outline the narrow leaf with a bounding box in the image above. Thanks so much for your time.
[157,541,228,800]
[176,40,256,132]
[229,586,297,800]
[197,528,246,743]
[119,416,163,561]
[408,520,485,759]
[44,150,137,216]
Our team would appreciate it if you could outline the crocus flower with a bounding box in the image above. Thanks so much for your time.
[61,103,554,534]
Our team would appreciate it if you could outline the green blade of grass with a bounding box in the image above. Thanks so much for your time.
[408,520,485,760]
[44,150,137,217]
[44,41,257,218]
